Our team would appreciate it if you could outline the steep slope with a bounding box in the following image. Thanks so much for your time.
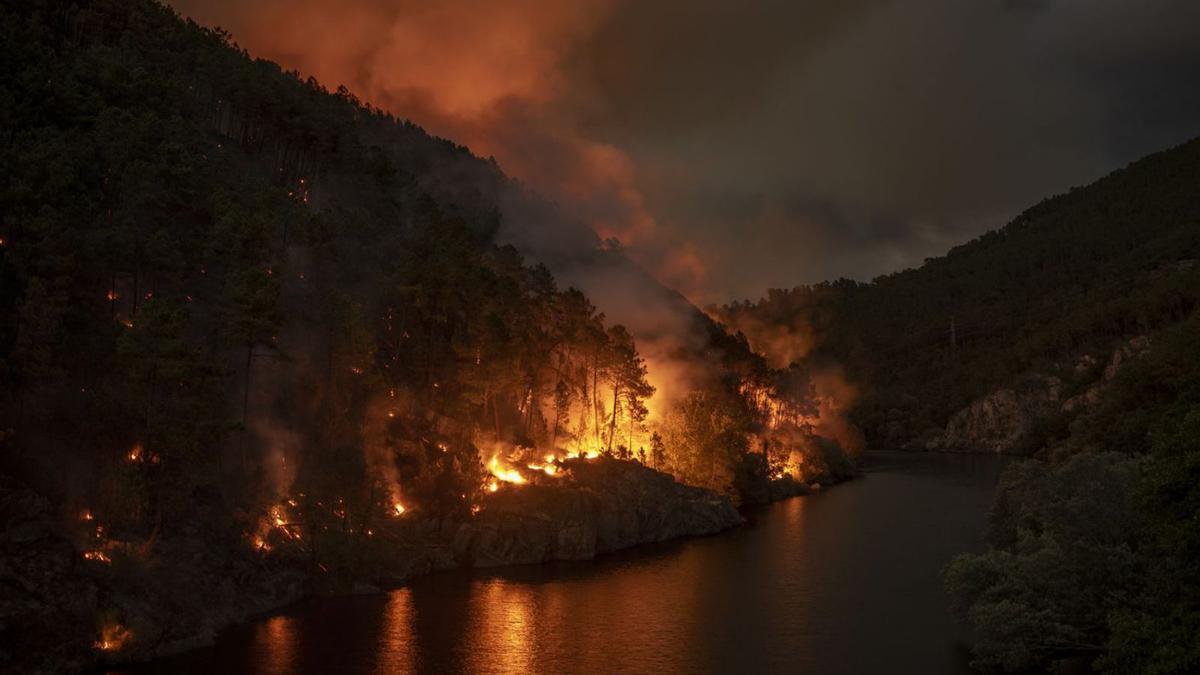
[0,0,854,671]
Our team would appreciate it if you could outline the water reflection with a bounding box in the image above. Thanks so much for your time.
[465,581,535,674]
[376,589,415,674]
[257,615,296,675]
[111,452,1004,675]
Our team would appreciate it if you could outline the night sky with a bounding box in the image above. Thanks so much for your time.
[170,0,1200,302]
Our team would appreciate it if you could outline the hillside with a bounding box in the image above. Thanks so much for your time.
[718,137,1200,451]
[0,0,862,671]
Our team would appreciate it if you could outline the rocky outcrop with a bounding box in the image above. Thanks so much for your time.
[1060,335,1150,413]
[925,374,1063,454]
[924,336,1150,454]
[450,458,743,567]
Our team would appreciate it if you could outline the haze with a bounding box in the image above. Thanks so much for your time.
[170,0,1200,302]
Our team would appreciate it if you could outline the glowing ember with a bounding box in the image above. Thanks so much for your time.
[252,502,303,549]
[487,480,499,493]
[83,550,111,564]
[470,504,482,515]
[94,624,131,651]
[126,444,143,462]
[80,509,94,521]
[392,502,406,516]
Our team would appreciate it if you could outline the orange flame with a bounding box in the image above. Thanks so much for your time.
[94,623,131,651]
[488,456,527,485]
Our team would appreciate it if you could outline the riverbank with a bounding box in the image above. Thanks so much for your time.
[2,457,853,675]
[106,451,1000,675]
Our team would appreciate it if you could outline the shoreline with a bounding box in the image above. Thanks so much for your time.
[81,460,852,674]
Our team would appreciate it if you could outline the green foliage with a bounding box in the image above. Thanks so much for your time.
[1069,314,1200,456]
[945,452,1143,671]
[946,319,1200,672]
[1101,408,1200,674]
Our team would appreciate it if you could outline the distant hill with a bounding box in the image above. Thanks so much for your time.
[718,137,1200,448]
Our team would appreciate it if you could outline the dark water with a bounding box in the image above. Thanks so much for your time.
[113,451,1006,675]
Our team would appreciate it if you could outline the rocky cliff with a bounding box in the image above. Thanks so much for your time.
[451,458,742,567]
[921,337,1150,454]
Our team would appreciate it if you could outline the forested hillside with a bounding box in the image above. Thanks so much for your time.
[719,137,1200,449]
[0,0,844,521]
[0,1,863,670]
[718,134,1200,672]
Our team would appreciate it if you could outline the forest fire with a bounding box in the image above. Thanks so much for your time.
[83,550,111,564]
[771,455,807,482]
[739,381,817,431]
[251,502,303,552]
[94,624,130,652]
[392,502,406,516]
[485,448,587,488]
[527,458,560,476]
[488,456,528,486]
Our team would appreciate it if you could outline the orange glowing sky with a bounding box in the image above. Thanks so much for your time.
[170,0,1200,302]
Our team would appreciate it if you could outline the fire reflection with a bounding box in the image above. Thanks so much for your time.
[256,615,297,675]
[465,581,537,675]
[375,589,416,674]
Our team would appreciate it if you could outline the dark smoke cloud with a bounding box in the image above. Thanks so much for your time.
[170,0,1200,302]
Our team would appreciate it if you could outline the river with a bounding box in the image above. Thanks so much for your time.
[110,451,1006,674]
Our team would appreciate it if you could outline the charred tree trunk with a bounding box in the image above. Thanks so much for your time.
[606,384,620,455]
[591,351,600,447]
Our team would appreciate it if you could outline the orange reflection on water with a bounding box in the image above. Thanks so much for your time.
[375,588,416,674]
[256,615,297,675]
[465,580,537,675]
